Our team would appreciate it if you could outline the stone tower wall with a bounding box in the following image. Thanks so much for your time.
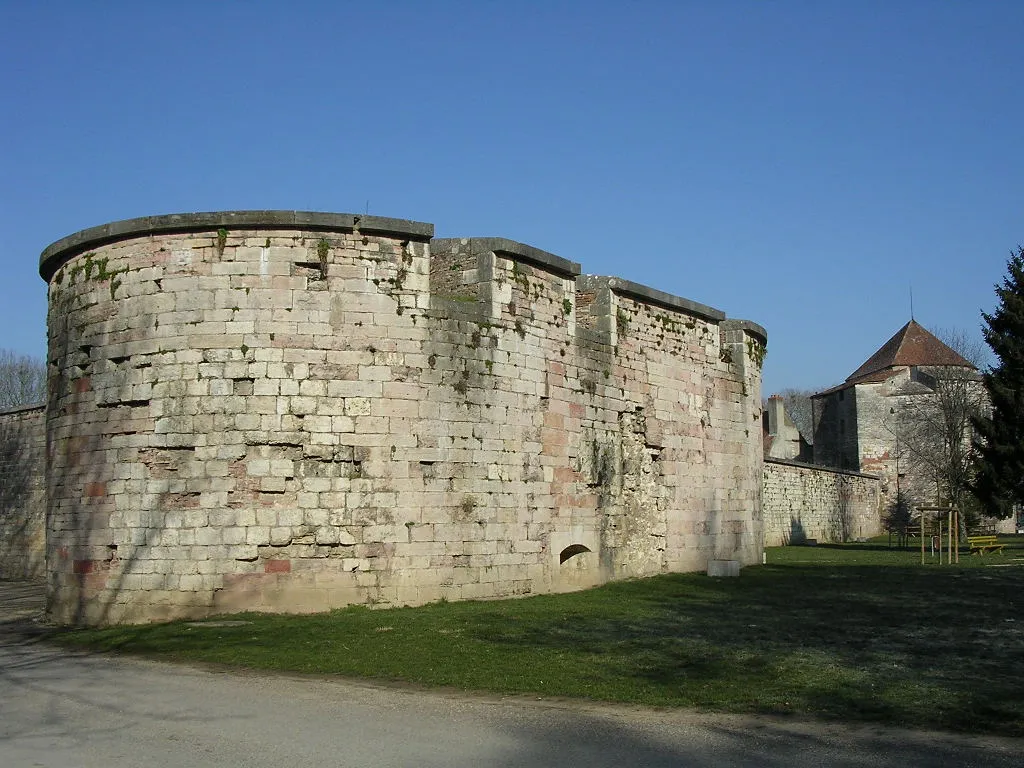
[811,386,860,470]
[40,212,766,625]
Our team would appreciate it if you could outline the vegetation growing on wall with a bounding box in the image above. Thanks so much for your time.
[316,237,330,280]
[56,252,130,299]
[746,338,766,369]
[616,308,630,336]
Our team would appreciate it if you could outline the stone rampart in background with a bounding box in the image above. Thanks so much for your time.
[0,404,46,581]
[763,458,881,545]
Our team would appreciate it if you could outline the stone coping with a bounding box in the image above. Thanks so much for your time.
[39,211,435,281]
[720,318,769,345]
[580,275,727,324]
[0,402,45,418]
[764,456,879,480]
[431,237,581,277]
[427,243,752,330]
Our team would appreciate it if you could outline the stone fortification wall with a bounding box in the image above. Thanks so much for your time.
[40,211,766,625]
[763,458,881,545]
[0,403,46,580]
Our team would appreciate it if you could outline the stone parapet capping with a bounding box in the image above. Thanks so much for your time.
[41,210,759,337]
[431,240,750,332]
[763,456,879,480]
[719,318,768,345]
[0,402,45,417]
[430,237,581,277]
[581,275,727,324]
[39,210,435,281]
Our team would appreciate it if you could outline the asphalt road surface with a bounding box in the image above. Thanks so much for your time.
[1,581,1020,768]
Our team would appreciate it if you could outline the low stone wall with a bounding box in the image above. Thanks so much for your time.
[0,404,46,580]
[763,458,881,545]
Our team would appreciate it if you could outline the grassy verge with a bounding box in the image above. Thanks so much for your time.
[56,537,1024,735]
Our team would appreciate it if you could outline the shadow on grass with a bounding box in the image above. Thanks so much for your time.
[50,561,1024,737]
[464,565,1024,734]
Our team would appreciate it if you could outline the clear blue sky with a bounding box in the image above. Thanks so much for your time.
[2,1,1021,395]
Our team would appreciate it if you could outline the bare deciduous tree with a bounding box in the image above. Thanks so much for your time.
[889,330,988,527]
[0,350,46,409]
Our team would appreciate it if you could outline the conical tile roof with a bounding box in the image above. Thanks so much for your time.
[846,320,974,383]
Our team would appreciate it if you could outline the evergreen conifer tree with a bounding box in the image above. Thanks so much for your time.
[973,247,1024,519]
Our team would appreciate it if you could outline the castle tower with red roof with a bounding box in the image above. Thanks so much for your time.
[811,321,980,506]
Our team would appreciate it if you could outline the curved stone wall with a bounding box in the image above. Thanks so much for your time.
[41,211,766,625]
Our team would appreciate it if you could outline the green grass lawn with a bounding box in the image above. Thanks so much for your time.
[57,537,1024,736]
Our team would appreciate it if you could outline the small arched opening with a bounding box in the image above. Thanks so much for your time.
[559,544,591,564]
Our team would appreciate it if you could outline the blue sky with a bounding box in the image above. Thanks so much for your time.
[1,1,1021,395]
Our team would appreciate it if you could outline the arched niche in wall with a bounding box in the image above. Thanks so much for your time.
[559,544,591,564]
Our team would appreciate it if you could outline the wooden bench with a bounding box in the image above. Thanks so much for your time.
[967,535,1005,555]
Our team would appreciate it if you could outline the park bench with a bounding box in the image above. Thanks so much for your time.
[967,535,1005,555]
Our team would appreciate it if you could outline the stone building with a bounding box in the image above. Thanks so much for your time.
[811,320,980,507]
[39,211,767,625]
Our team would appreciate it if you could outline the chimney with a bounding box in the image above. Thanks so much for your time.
[767,394,786,436]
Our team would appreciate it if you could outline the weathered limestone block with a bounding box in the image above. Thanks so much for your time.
[706,559,740,577]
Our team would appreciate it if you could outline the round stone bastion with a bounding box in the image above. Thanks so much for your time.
[40,211,766,625]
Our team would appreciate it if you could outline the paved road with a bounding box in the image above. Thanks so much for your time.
[1,581,1020,768]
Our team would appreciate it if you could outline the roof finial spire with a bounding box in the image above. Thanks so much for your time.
[909,284,914,321]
